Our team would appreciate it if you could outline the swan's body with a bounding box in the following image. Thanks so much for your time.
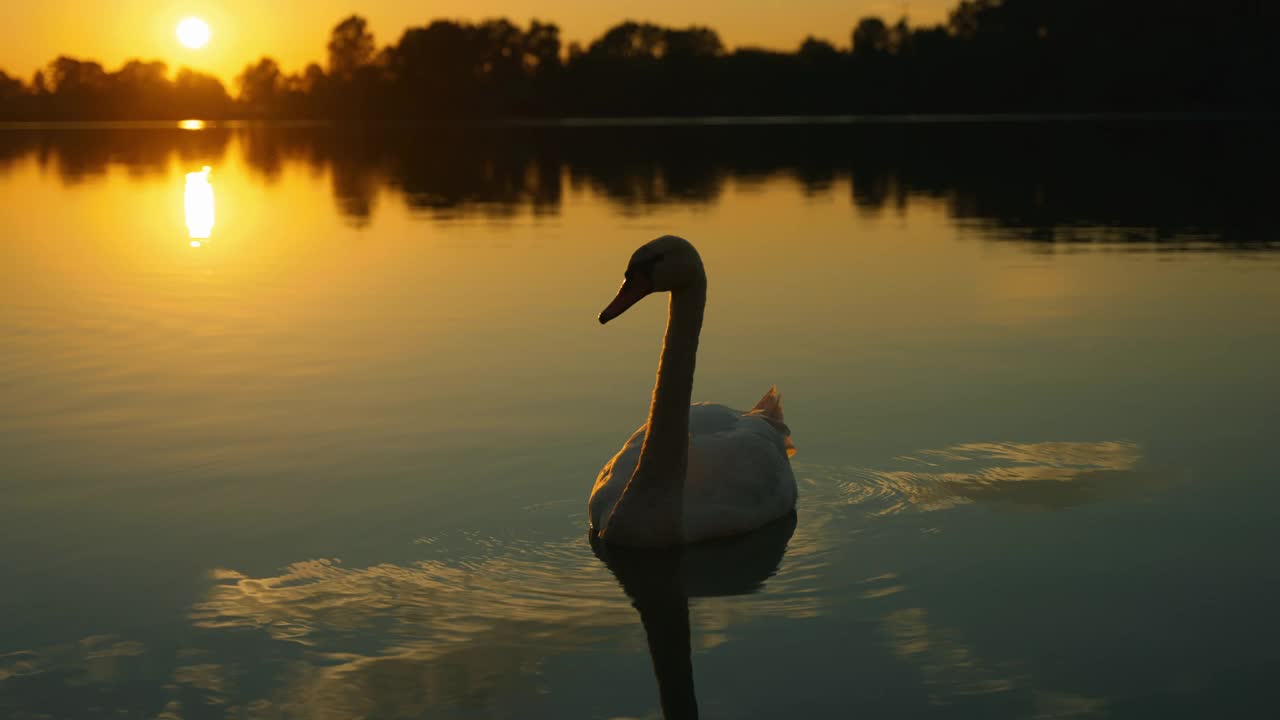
[590,397,797,545]
[589,235,797,547]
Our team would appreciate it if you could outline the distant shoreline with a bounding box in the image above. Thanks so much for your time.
[0,111,1266,131]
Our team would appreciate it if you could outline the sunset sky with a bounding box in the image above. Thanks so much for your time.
[0,0,955,84]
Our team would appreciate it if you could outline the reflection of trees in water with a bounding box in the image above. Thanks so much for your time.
[0,129,231,184]
[234,129,564,223]
[237,127,329,182]
[387,135,562,218]
[1,122,1274,248]
[308,121,1278,246]
[919,122,1277,248]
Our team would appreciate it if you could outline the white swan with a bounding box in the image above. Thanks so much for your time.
[589,235,797,547]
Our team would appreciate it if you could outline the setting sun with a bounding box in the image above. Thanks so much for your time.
[176,17,211,49]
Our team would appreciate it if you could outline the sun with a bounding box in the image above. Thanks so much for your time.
[176,17,211,49]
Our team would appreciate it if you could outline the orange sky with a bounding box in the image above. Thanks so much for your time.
[0,1,955,84]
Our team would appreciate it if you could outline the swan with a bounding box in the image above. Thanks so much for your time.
[589,235,797,547]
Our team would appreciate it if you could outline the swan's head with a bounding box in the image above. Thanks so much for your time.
[599,235,704,324]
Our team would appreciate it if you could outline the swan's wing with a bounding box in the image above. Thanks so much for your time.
[691,400,794,458]
[688,414,794,488]
[588,424,646,530]
[683,411,798,542]
[689,402,743,436]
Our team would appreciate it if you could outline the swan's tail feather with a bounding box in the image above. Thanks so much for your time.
[750,385,797,457]
[751,385,785,422]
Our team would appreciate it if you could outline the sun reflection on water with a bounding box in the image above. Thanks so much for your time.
[184,166,215,243]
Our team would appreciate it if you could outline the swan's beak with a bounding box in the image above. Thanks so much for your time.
[599,277,652,324]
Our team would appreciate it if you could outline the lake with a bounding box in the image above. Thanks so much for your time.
[1,119,1278,719]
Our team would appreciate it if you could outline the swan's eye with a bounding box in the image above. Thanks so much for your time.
[631,253,663,266]
[626,253,664,280]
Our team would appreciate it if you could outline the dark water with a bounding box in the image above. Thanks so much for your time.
[1,120,1278,719]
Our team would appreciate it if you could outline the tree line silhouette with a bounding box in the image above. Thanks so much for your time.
[1,0,1276,121]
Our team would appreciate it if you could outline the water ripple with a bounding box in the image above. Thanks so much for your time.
[797,440,1148,516]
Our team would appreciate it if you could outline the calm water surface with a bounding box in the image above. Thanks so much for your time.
[1,122,1278,719]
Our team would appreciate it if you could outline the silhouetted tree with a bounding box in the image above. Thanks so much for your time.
[798,37,840,61]
[0,54,234,119]
[328,15,376,81]
[588,22,667,60]
[110,60,168,117]
[584,21,722,61]
[0,70,25,102]
[45,57,107,99]
[662,27,723,59]
[526,20,563,74]
[237,57,284,109]
[173,69,231,117]
[852,18,892,58]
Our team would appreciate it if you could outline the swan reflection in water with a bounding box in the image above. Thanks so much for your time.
[591,511,798,720]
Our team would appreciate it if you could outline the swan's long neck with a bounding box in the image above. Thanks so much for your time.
[603,271,706,546]
[633,281,706,488]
